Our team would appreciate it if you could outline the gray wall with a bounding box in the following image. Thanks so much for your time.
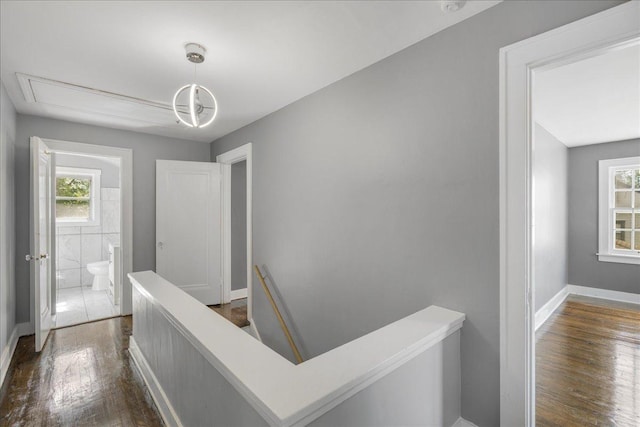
[534,125,568,311]
[210,2,624,425]
[0,79,17,372]
[15,115,211,324]
[568,138,640,293]
[231,161,247,291]
[56,153,121,188]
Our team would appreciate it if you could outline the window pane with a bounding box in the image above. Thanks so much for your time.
[635,169,640,189]
[615,230,632,249]
[615,212,632,229]
[615,191,632,208]
[615,170,633,189]
[635,213,640,231]
[56,177,91,198]
[56,200,90,219]
[635,232,640,251]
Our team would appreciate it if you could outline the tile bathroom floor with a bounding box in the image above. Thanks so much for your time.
[55,287,119,328]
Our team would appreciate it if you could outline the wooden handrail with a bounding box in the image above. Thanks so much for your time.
[254,265,304,364]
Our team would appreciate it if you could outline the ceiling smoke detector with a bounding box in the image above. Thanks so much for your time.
[440,1,466,13]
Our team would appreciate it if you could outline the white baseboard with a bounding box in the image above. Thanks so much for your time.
[249,319,262,342]
[536,284,640,330]
[567,284,640,305]
[230,288,248,300]
[452,417,479,427]
[129,337,183,427]
[535,287,569,331]
[0,325,19,388]
[17,322,33,337]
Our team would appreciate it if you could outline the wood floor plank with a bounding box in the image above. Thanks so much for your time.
[0,317,163,427]
[536,295,640,427]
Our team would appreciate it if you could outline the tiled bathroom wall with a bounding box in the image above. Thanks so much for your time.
[56,188,120,289]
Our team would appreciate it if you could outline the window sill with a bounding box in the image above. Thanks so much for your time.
[57,221,101,228]
[597,253,640,265]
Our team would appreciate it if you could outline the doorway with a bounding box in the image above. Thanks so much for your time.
[217,143,253,322]
[499,2,639,425]
[53,153,121,328]
[30,137,133,349]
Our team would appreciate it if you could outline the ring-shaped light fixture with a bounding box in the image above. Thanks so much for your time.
[172,83,218,128]
[172,43,219,129]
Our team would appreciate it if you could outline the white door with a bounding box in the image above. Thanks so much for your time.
[30,136,53,352]
[156,160,223,305]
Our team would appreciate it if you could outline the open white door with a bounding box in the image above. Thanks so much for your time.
[29,136,53,352]
[156,160,223,305]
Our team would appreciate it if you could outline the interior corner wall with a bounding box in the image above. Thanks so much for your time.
[568,138,640,293]
[0,79,18,367]
[533,124,568,311]
[209,2,625,425]
[14,115,211,325]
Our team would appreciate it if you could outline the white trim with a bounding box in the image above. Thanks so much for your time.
[249,319,262,342]
[129,271,465,427]
[499,3,639,426]
[567,284,640,305]
[598,156,640,263]
[129,337,184,427]
[216,143,253,323]
[535,287,569,330]
[0,322,33,388]
[535,284,640,330]
[0,325,19,388]
[596,253,640,265]
[451,417,479,427]
[16,322,33,337]
[40,138,133,315]
[230,288,248,300]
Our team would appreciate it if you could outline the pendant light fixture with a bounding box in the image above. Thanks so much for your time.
[172,43,218,128]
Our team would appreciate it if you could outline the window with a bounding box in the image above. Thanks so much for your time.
[598,157,640,264]
[56,167,101,226]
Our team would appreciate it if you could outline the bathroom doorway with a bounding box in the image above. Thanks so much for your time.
[28,137,133,347]
[53,152,121,328]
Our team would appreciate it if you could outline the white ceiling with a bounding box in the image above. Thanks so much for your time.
[534,42,640,147]
[0,1,501,143]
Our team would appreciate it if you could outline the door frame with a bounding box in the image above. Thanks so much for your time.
[499,2,639,425]
[32,138,134,321]
[216,143,253,318]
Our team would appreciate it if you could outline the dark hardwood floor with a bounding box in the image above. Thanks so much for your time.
[536,294,640,427]
[0,316,163,427]
[209,297,249,328]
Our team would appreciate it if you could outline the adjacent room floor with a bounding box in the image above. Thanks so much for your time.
[55,287,119,328]
[536,294,640,427]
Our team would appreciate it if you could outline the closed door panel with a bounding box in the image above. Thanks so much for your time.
[156,160,222,305]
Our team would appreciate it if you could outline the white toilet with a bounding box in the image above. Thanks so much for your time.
[87,260,110,291]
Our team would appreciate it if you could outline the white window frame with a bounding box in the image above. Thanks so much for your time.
[598,156,640,265]
[55,166,101,226]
